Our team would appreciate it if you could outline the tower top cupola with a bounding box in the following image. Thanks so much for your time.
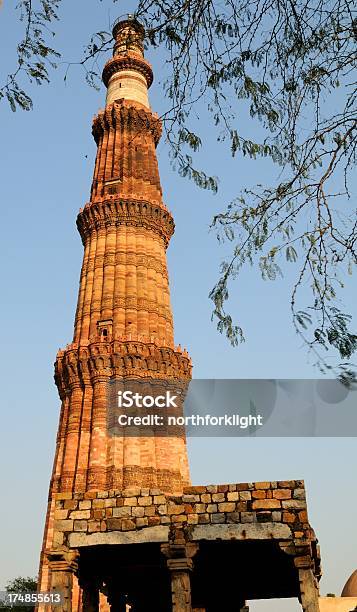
[103,15,153,109]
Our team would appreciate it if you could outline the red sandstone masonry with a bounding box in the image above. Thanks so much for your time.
[38,19,195,604]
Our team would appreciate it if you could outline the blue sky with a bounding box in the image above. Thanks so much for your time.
[0,2,356,609]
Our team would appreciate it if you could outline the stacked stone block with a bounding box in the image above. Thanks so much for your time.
[51,480,316,549]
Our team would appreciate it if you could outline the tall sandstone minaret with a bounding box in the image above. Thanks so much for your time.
[39,16,191,602]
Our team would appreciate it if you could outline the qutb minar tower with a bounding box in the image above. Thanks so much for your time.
[39,16,192,610]
[39,16,322,612]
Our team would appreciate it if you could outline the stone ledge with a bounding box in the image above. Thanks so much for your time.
[192,522,292,541]
[69,525,169,548]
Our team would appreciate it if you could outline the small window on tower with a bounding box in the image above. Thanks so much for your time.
[97,319,113,341]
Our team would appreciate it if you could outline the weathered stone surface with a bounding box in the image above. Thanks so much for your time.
[201,494,212,503]
[239,491,252,500]
[252,499,281,509]
[132,506,145,518]
[255,482,271,489]
[167,504,185,515]
[113,507,131,518]
[226,512,241,524]
[84,491,97,499]
[74,520,87,532]
[121,519,136,531]
[79,500,91,510]
[54,520,73,532]
[293,489,306,500]
[211,513,225,524]
[64,500,77,510]
[182,494,200,502]
[252,490,267,499]
[299,510,308,523]
[92,499,105,509]
[187,514,199,524]
[55,492,73,500]
[107,518,123,530]
[124,497,137,506]
[192,522,292,541]
[227,492,239,502]
[218,502,236,512]
[184,486,207,494]
[54,510,68,520]
[96,491,109,499]
[283,512,297,523]
[69,525,170,547]
[212,493,225,502]
[198,514,210,524]
[138,496,153,506]
[123,488,141,497]
[278,480,296,488]
[69,510,90,520]
[241,512,256,523]
[144,506,156,517]
[93,509,105,520]
[273,489,292,499]
[53,531,64,547]
[282,499,306,509]
[172,514,186,523]
[150,488,162,496]
[154,495,167,505]
[88,521,101,533]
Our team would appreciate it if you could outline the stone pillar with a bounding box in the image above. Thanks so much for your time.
[81,579,99,612]
[298,568,320,612]
[47,549,79,612]
[106,582,128,612]
[161,543,199,612]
